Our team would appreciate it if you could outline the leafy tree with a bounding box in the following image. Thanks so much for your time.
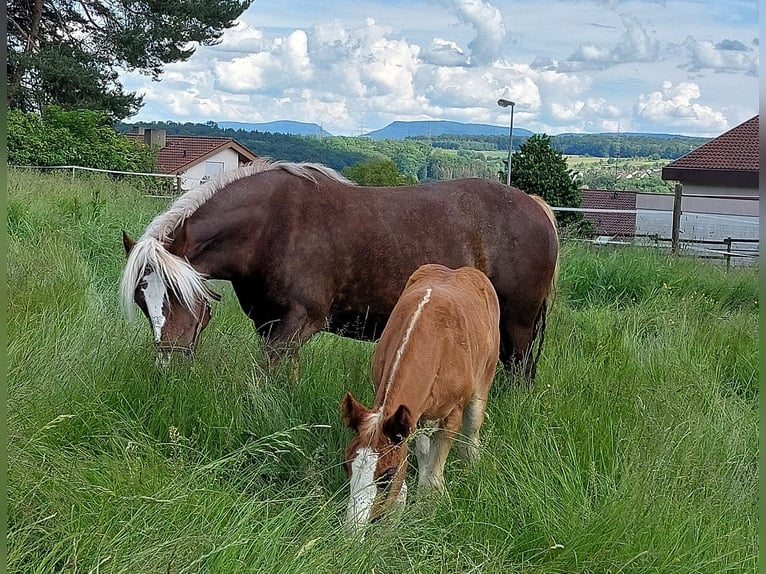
[8,106,156,171]
[505,133,584,227]
[342,158,417,186]
[8,0,252,120]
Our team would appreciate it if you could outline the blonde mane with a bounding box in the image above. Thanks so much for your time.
[120,158,353,318]
[142,158,354,243]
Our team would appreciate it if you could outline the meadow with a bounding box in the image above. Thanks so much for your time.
[7,169,758,573]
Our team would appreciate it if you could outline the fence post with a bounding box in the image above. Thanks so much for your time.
[724,237,732,270]
[671,183,682,255]
[175,175,181,195]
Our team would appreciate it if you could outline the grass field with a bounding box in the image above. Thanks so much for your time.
[8,169,758,573]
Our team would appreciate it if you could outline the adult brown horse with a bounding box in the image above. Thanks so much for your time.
[120,158,558,377]
[341,263,501,532]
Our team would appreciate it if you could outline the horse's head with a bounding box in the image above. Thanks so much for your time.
[122,231,220,360]
[340,392,414,532]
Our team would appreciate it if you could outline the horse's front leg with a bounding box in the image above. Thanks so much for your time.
[263,304,325,378]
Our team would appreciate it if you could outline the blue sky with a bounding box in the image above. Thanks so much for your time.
[121,0,759,137]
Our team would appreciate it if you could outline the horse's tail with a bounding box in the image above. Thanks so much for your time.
[527,194,560,375]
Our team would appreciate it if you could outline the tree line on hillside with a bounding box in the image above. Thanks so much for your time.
[115,120,704,184]
[115,120,498,181]
[409,133,708,160]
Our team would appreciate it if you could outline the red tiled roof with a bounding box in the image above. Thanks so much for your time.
[662,116,758,187]
[581,189,637,235]
[126,134,258,174]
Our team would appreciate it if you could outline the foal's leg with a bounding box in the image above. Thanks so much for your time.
[457,395,488,463]
[414,433,433,487]
[417,409,463,494]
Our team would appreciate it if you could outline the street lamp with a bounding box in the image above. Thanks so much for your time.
[497,98,515,185]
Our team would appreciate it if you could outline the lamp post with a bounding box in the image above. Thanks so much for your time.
[497,98,515,185]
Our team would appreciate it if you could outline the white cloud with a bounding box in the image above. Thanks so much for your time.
[437,0,507,65]
[213,30,313,93]
[551,98,620,121]
[420,38,469,66]
[212,21,266,53]
[683,36,759,75]
[122,0,758,137]
[634,81,728,132]
[564,14,661,70]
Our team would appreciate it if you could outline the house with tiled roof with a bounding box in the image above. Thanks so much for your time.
[580,118,759,264]
[128,127,258,190]
[661,115,759,195]
[656,116,759,259]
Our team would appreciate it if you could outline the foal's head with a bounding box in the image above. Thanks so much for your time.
[122,232,219,359]
[341,392,415,532]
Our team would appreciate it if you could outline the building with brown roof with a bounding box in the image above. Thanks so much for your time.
[129,128,258,190]
[657,116,759,260]
[661,115,758,195]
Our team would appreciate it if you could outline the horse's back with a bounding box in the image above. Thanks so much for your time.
[305,177,556,334]
[372,264,501,403]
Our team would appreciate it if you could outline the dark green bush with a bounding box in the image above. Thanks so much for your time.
[8,106,156,172]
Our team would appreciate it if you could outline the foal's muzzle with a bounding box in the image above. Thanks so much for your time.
[155,344,195,367]
[156,343,195,356]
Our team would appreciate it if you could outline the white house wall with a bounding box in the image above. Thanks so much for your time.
[634,190,759,261]
[680,182,758,198]
[178,148,242,190]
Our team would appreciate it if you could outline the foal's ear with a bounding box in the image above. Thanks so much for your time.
[382,405,414,444]
[122,230,136,256]
[341,392,370,432]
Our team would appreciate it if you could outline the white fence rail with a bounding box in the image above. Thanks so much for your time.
[551,205,759,266]
[13,164,206,194]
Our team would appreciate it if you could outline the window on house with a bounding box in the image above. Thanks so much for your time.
[204,161,225,179]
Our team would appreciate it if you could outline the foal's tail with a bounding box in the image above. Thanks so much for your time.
[528,194,560,374]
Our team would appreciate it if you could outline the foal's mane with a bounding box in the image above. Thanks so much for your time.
[359,286,434,438]
[120,158,352,318]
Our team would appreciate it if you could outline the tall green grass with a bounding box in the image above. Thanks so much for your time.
[8,170,758,573]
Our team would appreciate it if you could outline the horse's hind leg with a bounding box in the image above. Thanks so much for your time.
[499,319,537,382]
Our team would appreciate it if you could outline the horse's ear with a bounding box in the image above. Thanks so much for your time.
[382,405,413,445]
[341,392,370,432]
[122,230,136,256]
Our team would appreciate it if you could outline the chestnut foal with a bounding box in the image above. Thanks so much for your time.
[341,264,501,532]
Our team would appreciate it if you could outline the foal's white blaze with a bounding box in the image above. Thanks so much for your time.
[346,447,379,531]
[142,270,167,341]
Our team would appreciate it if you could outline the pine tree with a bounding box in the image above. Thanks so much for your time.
[8,0,252,120]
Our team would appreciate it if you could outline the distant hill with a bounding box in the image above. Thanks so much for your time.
[217,120,333,137]
[363,120,535,140]
[215,119,694,141]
